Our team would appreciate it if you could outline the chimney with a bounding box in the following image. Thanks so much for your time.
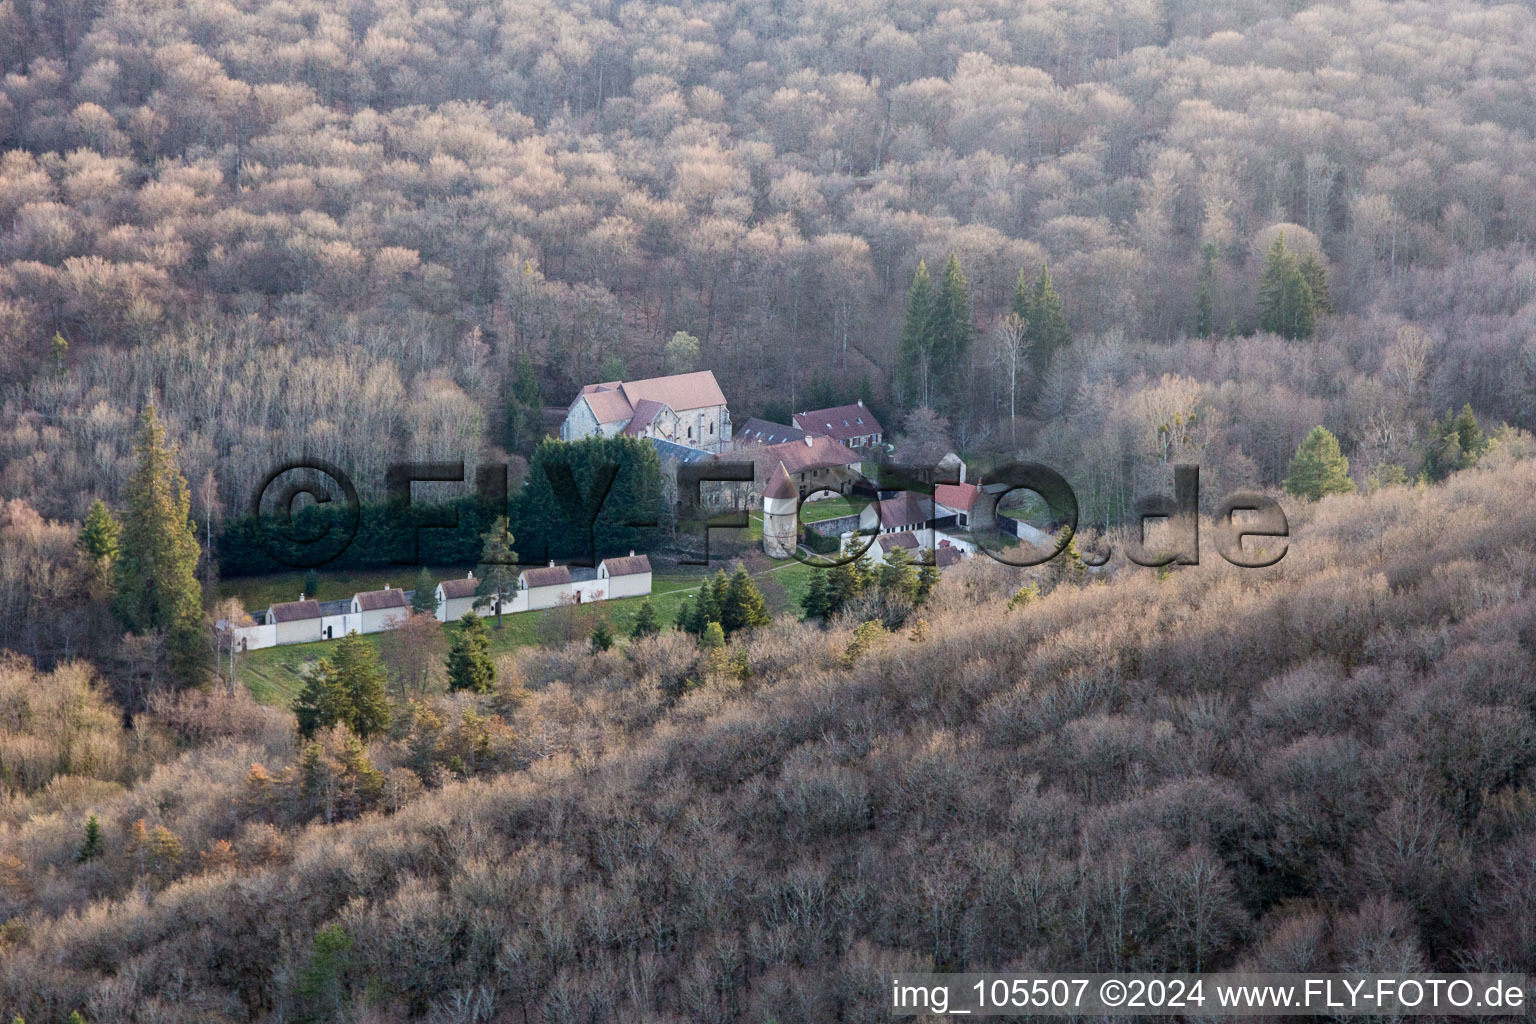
[467,570,474,578]
[383,583,389,590]
[548,559,555,568]
[857,399,864,406]
[805,436,814,447]
[298,593,304,602]
[629,550,635,557]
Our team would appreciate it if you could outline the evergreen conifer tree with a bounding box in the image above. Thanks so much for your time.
[1025,263,1071,380]
[446,611,495,693]
[475,516,519,629]
[876,547,920,604]
[113,404,208,685]
[331,630,391,738]
[675,594,699,635]
[630,598,661,638]
[897,260,937,408]
[1423,404,1488,480]
[1258,232,1317,340]
[697,571,727,631]
[801,571,832,621]
[590,620,614,652]
[77,814,103,862]
[915,559,940,605]
[721,566,772,635]
[79,499,120,566]
[410,566,438,615]
[505,352,544,455]
[79,499,120,592]
[295,660,353,739]
[296,632,392,738]
[1284,426,1356,499]
[1298,250,1331,316]
[931,254,974,414]
[1011,267,1033,321]
[825,559,868,616]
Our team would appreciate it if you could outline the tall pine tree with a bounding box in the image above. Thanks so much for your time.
[1284,426,1355,499]
[505,351,544,455]
[410,566,438,615]
[897,260,936,409]
[801,571,832,622]
[630,598,662,639]
[1298,250,1331,317]
[720,566,772,635]
[79,498,120,590]
[475,516,519,628]
[446,611,496,693]
[1196,279,1214,338]
[1258,232,1316,340]
[1021,263,1071,381]
[295,631,392,739]
[113,405,208,685]
[930,253,974,415]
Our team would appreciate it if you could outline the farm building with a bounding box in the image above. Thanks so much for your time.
[519,563,575,610]
[435,574,479,622]
[350,586,409,633]
[265,598,323,645]
[793,401,884,450]
[598,552,652,598]
[560,371,731,451]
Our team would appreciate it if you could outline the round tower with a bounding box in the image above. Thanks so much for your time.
[762,461,799,559]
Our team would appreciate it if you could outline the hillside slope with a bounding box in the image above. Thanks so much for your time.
[4,455,1536,1021]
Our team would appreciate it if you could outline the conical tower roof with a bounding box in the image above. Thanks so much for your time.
[765,461,797,501]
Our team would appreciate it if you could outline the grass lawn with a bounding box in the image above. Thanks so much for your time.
[217,565,467,614]
[236,561,820,707]
[798,495,867,523]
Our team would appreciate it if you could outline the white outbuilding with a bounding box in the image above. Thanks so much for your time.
[597,552,652,599]
[350,585,409,633]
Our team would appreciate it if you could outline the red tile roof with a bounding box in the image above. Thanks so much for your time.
[438,577,477,599]
[354,588,408,611]
[764,461,798,500]
[621,398,669,435]
[268,599,322,623]
[578,371,727,425]
[601,554,651,576]
[878,531,920,553]
[935,482,979,513]
[793,402,884,444]
[621,371,726,412]
[758,434,861,476]
[521,565,572,588]
[579,386,636,425]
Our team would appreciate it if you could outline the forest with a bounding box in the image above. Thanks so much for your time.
[4,0,1536,1018]
[3,0,1536,529]
[2,433,1535,1021]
